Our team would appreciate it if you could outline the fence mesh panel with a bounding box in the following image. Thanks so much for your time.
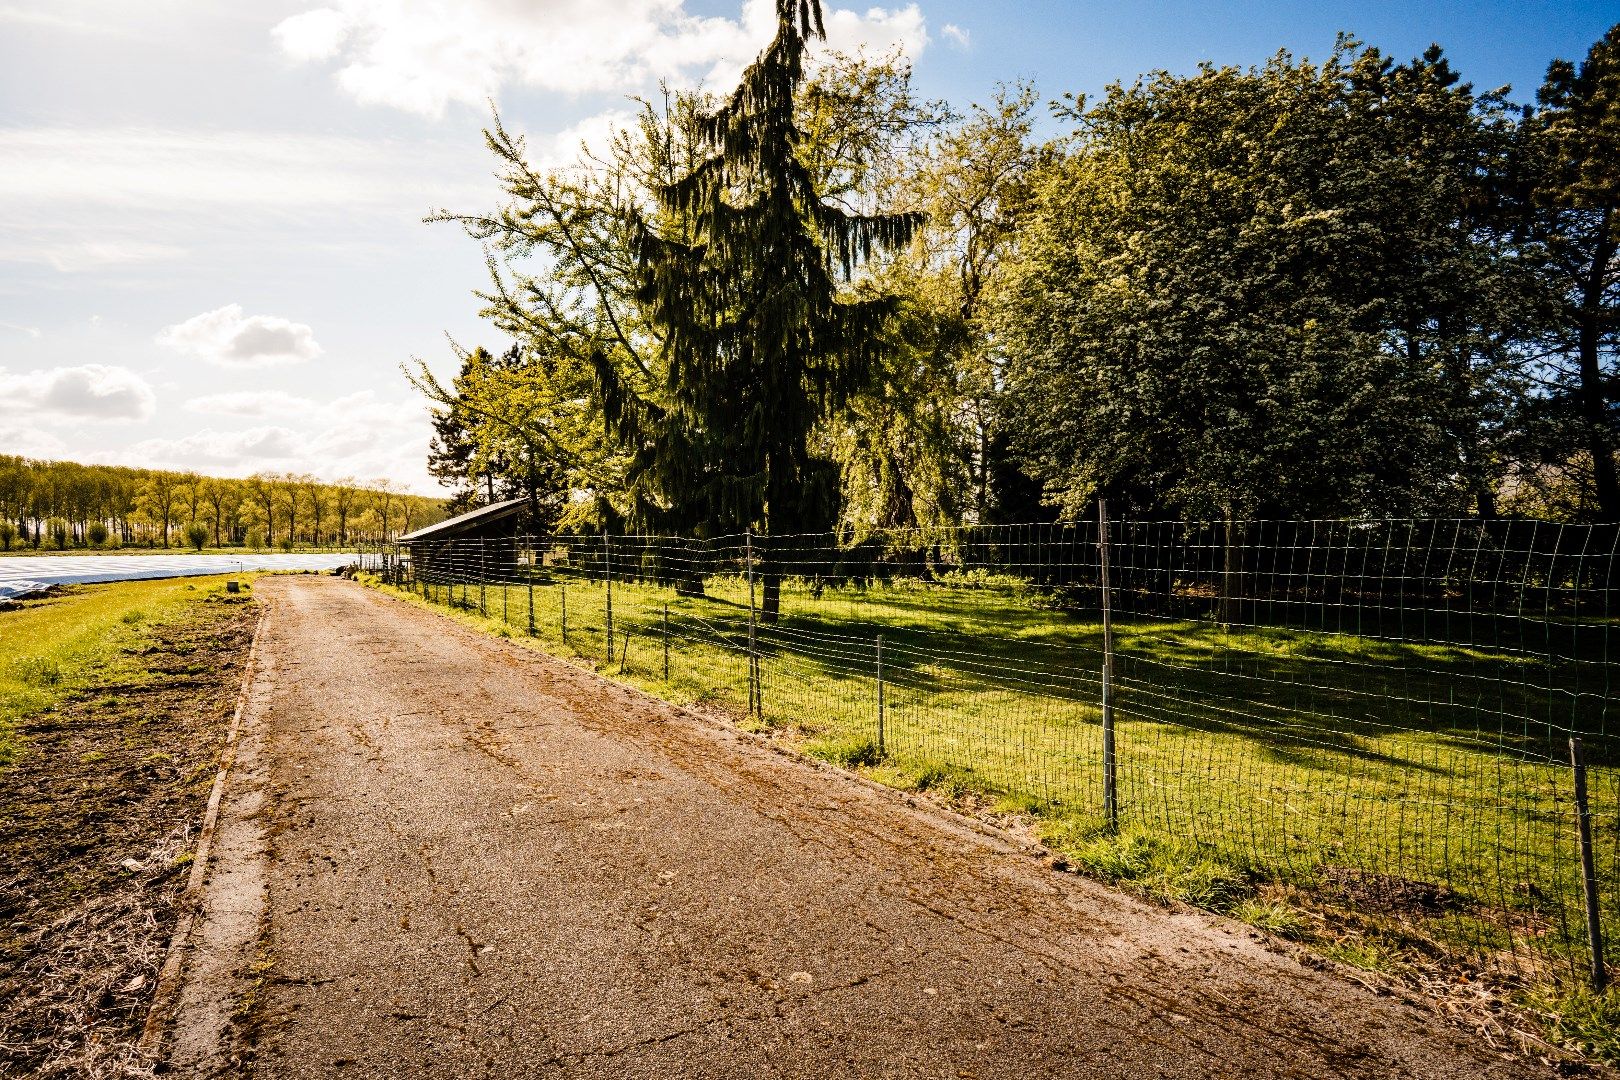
[374,518,1618,986]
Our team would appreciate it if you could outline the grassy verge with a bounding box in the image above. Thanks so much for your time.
[0,577,262,769]
[369,568,1618,1066]
[0,576,259,1078]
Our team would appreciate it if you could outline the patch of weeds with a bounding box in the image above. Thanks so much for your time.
[12,658,61,688]
[1319,936,1406,975]
[119,610,145,625]
[993,790,1047,816]
[236,951,277,1020]
[1046,825,1252,912]
[1524,986,1620,1066]
[810,735,882,769]
[913,761,988,798]
[1231,898,1313,940]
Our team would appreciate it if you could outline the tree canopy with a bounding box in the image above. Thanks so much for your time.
[429,22,1620,527]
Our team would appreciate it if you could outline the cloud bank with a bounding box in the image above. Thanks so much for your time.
[272,0,929,117]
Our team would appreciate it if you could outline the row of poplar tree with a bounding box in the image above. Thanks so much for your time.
[0,457,446,550]
[422,2,1620,536]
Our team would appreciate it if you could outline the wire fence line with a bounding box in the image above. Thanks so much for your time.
[371,515,1618,988]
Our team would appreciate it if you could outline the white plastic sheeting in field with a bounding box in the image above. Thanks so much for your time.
[0,553,362,601]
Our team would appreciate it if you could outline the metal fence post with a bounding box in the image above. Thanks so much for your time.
[746,530,759,717]
[1571,737,1608,990]
[527,559,536,637]
[876,633,885,757]
[479,539,487,616]
[604,533,614,665]
[561,582,568,644]
[1099,498,1118,833]
[663,602,670,680]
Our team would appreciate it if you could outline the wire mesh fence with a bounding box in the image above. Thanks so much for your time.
[373,515,1618,989]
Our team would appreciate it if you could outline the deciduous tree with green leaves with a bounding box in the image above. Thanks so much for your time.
[995,40,1525,522]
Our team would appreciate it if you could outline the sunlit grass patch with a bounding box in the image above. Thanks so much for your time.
[0,577,254,770]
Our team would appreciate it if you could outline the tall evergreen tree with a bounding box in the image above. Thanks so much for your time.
[1518,25,1620,520]
[599,0,922,617]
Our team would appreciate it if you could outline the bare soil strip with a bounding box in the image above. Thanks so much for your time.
[0,590,256,1078]
[172,576,1570,1078]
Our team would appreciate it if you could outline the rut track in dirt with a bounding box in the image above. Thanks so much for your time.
[166,575,1569,1079]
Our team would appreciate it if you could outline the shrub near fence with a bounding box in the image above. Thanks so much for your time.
[377,515,1619,989]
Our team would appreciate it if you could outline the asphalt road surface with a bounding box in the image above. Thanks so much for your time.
[165,575,1549,1079]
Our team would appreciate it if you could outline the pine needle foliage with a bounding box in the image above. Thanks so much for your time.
[601,0,923,546]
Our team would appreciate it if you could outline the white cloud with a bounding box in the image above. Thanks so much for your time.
[0,364,156,422]
[0,424,66,459]
[184,390,319,418]
[0,320,40,338]
[135,390,436,490]
[940,22,968,48]
[272,7,351,61]
[0,128,474,212]
[271,0,931,118]
[125,426,304,468]
[157,304,323,368]
[0,127,488,273]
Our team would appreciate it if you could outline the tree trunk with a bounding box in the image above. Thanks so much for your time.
[1219,511,1241,628]
[1578,210,1619,521]
[761,573,781,624]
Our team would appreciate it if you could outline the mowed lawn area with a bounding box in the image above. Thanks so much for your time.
[387,567,1619,984]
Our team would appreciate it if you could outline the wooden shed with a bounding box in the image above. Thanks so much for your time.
[397,497,528,584]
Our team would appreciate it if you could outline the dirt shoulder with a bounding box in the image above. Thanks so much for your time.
[182,576,1572,1079]
[0,588,257,1078]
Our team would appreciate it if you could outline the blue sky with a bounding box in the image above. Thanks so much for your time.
[0,1,1614,493]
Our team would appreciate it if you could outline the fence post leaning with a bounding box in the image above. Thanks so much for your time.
[604,533,614,666]
[876,633,885,758]
[1571,737,1608,990]
[1099,498,1118,833]
[561,581,568,645]
[527,548,536,636]
[663,602,670,680]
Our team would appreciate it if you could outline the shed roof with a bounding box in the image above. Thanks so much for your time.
[396,497,527,544]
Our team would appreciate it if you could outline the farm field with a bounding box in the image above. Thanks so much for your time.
[385,565,1620,991]
[0,545,361,558]
[0,577,259,1076]
[0,552,356,601]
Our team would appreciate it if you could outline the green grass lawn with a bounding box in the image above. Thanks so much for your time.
[0,576,254,768]
[386,566,1618,989]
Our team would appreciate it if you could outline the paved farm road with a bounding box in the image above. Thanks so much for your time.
[168,576,1545,1079]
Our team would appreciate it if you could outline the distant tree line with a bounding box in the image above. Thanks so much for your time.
[0,457,446,551]
[424,5,1620,529]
